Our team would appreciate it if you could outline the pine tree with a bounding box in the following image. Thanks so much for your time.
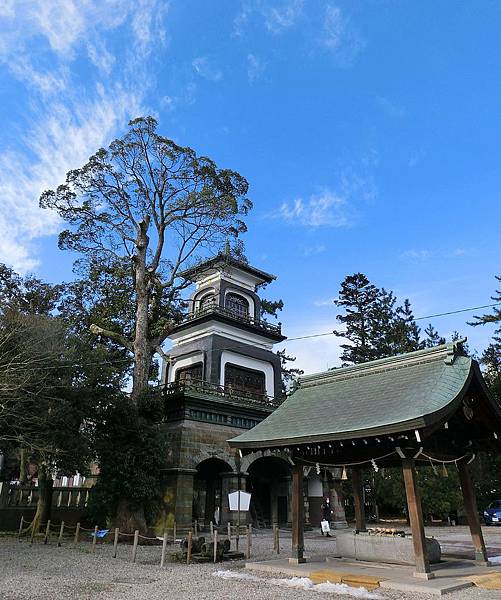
[333,273,380,364]
[424,323,446,347]
[469,275,501,403]
[334,274,427,365]
[393,299,424,353]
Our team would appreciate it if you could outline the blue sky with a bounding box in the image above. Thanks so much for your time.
[0,0,500,373]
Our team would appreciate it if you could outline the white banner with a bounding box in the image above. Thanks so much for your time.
[228,490,251,511]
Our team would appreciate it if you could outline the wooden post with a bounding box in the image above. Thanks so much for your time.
[273,524,277,551]
[44,520,51,545]
[18,516,24,540]
[210,521,213,540]
[246,525,251,559]
[57,521,64,547]
[74,522,80,546]
[160,530,168,567]
[227,522,231,541]
[213,529,218,563]
[351,468,366,531]
[92,525,98,552]
[112,528,119,558]
[186,531,192,565]
[195,520,198,537]
[402,459,434,578]
[173,522,176,543]
[30,522,35,545]
[132,530,139,562]
[458,461,489,564]
[236,484,241,552]
[290,463,305,564]
[276,526,280,554]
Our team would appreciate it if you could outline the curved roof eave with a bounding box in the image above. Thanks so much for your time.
[229,353,493,450]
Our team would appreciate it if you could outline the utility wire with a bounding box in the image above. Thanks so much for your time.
[3,302,499,370]
[285,302,501,342]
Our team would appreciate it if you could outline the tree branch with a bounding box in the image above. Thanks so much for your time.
[89,324,133,352]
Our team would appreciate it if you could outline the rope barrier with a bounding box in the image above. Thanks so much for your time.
[421,452,472,465]
[297,450,398,468]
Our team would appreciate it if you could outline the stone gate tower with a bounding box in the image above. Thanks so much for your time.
[161,254,289,531]
[160,253,347,533]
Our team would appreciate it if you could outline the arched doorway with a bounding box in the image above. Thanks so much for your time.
[247,456,291,528]
[194,458,231,528]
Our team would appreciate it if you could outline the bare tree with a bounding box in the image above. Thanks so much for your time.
[40,116,251,401]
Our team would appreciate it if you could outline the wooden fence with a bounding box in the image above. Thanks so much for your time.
[2,484,91,510]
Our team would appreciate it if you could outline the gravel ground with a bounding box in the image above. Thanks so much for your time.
[1,528,501,600]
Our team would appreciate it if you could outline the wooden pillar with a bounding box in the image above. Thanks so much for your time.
[290,463,305,564]
[458,461,489,564]
[402,459,434,579]
[351,468,366,531]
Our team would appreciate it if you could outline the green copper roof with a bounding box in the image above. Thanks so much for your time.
[229,342,478,449]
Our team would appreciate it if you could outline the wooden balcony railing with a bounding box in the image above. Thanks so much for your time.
[179,304,282,336]
[163,378,284,409]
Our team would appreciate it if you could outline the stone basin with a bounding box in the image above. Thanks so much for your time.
[335,530,441,565]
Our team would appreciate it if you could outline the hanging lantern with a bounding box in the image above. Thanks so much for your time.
[341,466,348,480]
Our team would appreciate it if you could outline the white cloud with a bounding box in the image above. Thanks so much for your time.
[263,0,304,34]
[278,190,353,228]
[322,4,365,66]
[87,40,116,75]
[313,298,337,307]
[0,1,130,60]
[247,53,265,82]
[301,243,327,257]
[0,85,143,274]
[401,249,433,260]
[401,248,469,262]
[192,56,223,82]
[233,0,303,37]
[0,0,165,274]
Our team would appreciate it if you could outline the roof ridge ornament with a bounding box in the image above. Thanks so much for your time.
[444,338,467,365]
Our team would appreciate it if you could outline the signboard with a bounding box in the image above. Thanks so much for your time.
[228,490,251,512]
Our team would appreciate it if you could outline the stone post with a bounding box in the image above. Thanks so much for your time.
[163,468,196,532]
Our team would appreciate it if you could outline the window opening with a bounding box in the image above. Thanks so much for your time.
[224,363,266,398]
[225,292,249,318]
[175,362,203,383]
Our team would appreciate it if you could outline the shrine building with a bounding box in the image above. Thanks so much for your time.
[230,341,501,576]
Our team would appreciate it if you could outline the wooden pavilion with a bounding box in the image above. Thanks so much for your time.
[229,342,501,578]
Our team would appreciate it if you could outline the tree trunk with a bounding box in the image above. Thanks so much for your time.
[113,498,148,535]
[118,220,153,534]
[28,465,53,534]
[19,447,27,483]
[131,219,152,402]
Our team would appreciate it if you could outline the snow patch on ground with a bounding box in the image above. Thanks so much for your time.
[213,571,383,598]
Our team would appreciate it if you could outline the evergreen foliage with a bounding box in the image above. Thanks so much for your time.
[39,117,252,532]
[333,272,443,366]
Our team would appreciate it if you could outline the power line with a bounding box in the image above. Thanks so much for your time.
[414,302,500,321]
[2,302,499,370]
[285,302,501,343]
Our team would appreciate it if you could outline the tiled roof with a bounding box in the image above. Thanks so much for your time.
[229,342,481,448]
[178,254,275,283]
